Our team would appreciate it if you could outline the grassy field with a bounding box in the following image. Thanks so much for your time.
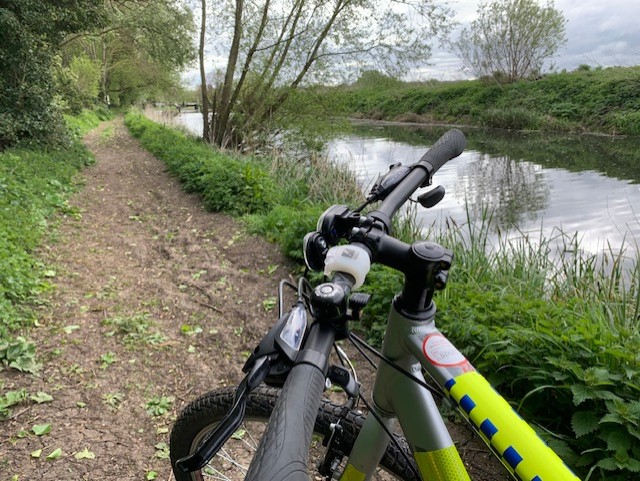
[125,111,640,479]
[326,66,640,136]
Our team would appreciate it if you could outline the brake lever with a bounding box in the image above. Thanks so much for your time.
[175,356,271,473]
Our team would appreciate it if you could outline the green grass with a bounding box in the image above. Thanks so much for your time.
[329,65,640,135]
[0,110,103,346]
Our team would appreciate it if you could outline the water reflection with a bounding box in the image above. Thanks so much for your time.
[326,124,640,256]
[454,154,550,227]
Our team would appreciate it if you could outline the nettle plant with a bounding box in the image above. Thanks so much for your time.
[569,366,640,479]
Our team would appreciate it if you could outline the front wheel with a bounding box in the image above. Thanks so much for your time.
[169,385,418,481]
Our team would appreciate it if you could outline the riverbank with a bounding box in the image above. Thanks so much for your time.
[325,66,640,136]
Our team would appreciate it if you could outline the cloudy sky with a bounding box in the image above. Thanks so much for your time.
[186,0,639,85]
[413,0,640,80]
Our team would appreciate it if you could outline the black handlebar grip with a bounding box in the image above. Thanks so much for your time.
[419,128,466,176]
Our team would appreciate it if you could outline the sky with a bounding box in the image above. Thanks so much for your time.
[411,0,640,80]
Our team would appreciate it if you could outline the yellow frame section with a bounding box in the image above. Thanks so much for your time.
[341,446,470,481]
[446,371,581,481]
[414,445,471,480]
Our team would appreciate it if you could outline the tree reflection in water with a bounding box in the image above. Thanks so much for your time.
[454,154,550,228]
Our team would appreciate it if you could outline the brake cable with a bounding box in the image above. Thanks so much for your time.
[348,332,445,401]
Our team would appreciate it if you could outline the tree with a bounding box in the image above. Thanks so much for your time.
[61,0,195,107]
[197,0,455,148]
[454,0,567,82]
[0,0,106,149]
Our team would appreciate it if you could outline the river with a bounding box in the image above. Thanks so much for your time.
[176,112,640,258]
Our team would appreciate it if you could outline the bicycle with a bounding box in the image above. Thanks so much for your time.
[169,129,581,481]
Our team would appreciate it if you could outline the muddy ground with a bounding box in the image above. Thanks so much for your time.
[0,118,508,480]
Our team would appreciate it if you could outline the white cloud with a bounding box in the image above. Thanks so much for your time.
[413,0,640,80]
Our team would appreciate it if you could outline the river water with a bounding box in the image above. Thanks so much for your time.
[177,112,640,257]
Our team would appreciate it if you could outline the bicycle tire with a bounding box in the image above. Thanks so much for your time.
[170,385,418,481]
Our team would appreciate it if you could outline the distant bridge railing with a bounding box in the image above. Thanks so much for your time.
[153,101,201,112]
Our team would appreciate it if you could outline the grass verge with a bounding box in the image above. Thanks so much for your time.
[0,109,107,374]
[329,66,640,136]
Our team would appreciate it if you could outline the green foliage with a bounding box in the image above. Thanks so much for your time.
[352,71,404,91]
[0,337,40,374]
[0,0,106,149]
[246,204,325,260]
[200,158,279,215]
[607,111,640,136]
[429,216,640,480]
[145,395,174,416]
[64,108,112,137]
[102,312,165,345]
[328,66,640,135]
[0,118,97,345]
[57,0,195,108]
[0,389,28,419]
[57,55,102,113]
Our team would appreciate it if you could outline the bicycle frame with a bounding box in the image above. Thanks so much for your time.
[340,303,582,481]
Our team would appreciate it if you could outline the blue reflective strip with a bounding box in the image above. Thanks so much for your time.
[444,378,456,391]
[532,477,542,481]
[503,446,523,469]
[459,394,476,414]
[480,419,498,439]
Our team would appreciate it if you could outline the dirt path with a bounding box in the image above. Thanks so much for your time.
[1,119,290,480]
[1,118,507,481]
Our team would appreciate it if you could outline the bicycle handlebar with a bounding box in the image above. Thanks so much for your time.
[418,128,467,177]
[368,128,466,232]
